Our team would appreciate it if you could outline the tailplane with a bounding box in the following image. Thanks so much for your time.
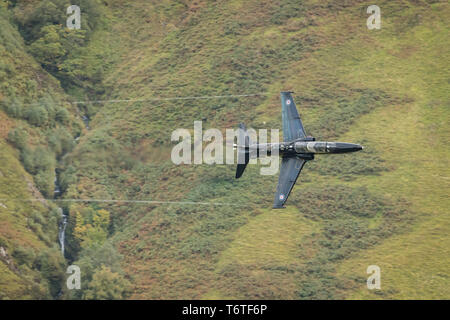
[235,123,251,179]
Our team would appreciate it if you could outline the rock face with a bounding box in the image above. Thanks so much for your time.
[0,246,16,271]
[0,246,6,258]
[26,177,48,206]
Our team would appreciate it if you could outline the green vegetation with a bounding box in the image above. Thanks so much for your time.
[13,0,105,90]
[0,141,65,299]
[0,0,448,300]
[83,265,131,300]
[0,1,86,299]
[73,207,110,249]
[61,242,130,300]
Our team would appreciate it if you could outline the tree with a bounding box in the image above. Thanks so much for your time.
[25,105,48,126]
[28,24,66,72]
[59,165,77,193]
[48,127,75,157]
[2,97,24,118]
[55,107,70,124]
[34,170,54,198]
[7,127,27,150]
[83,266,131,300]
[73,208,110,249]
[73,211,88,244]
[68,241,126,300]
[34,246,66,298]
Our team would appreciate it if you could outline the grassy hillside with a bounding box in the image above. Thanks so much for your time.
[0,0,448,299]
[62,0,447,299]
[0,140,65,299]
[0,5,76,298]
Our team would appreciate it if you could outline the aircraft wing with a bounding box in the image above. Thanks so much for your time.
[281,92,306,141]
[273,157,306,208]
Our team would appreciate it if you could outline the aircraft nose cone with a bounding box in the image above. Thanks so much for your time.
[330,143,364,153]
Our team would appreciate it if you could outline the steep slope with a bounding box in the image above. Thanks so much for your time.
[0,4,81,298]
[1,0,448,300]
[57,0,448,299]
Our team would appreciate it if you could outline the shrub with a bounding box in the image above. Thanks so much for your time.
[12,246,36,268]
[55,107,70,124]
[48,128,75,158]
[58,165,77,193]
[34,170,54,198]
[83,265,131,300]
[34,246,66,298]
[1,97,24,118]
[15,0,103,88]
[25,105,48,126]
[270,0,305,25]
[7,127,27,150]
[21,147,54,174]
[19,146,55,197]
[67,242,127,299]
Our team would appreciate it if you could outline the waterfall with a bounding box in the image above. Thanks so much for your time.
[58,208,67,256]
[54,170,61,196]
[54,169,66,256]
[82,115,90,130]
[55,112,90,257]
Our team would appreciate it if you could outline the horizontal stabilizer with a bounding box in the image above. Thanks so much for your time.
[236,162,248,179]
[235,123,251,179]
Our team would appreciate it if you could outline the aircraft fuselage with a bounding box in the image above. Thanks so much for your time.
[248,139,363,159]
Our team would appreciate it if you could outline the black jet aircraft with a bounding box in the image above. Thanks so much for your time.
[235,91,363,209]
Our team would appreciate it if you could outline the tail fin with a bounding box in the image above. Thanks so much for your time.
[235,123,250,179]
